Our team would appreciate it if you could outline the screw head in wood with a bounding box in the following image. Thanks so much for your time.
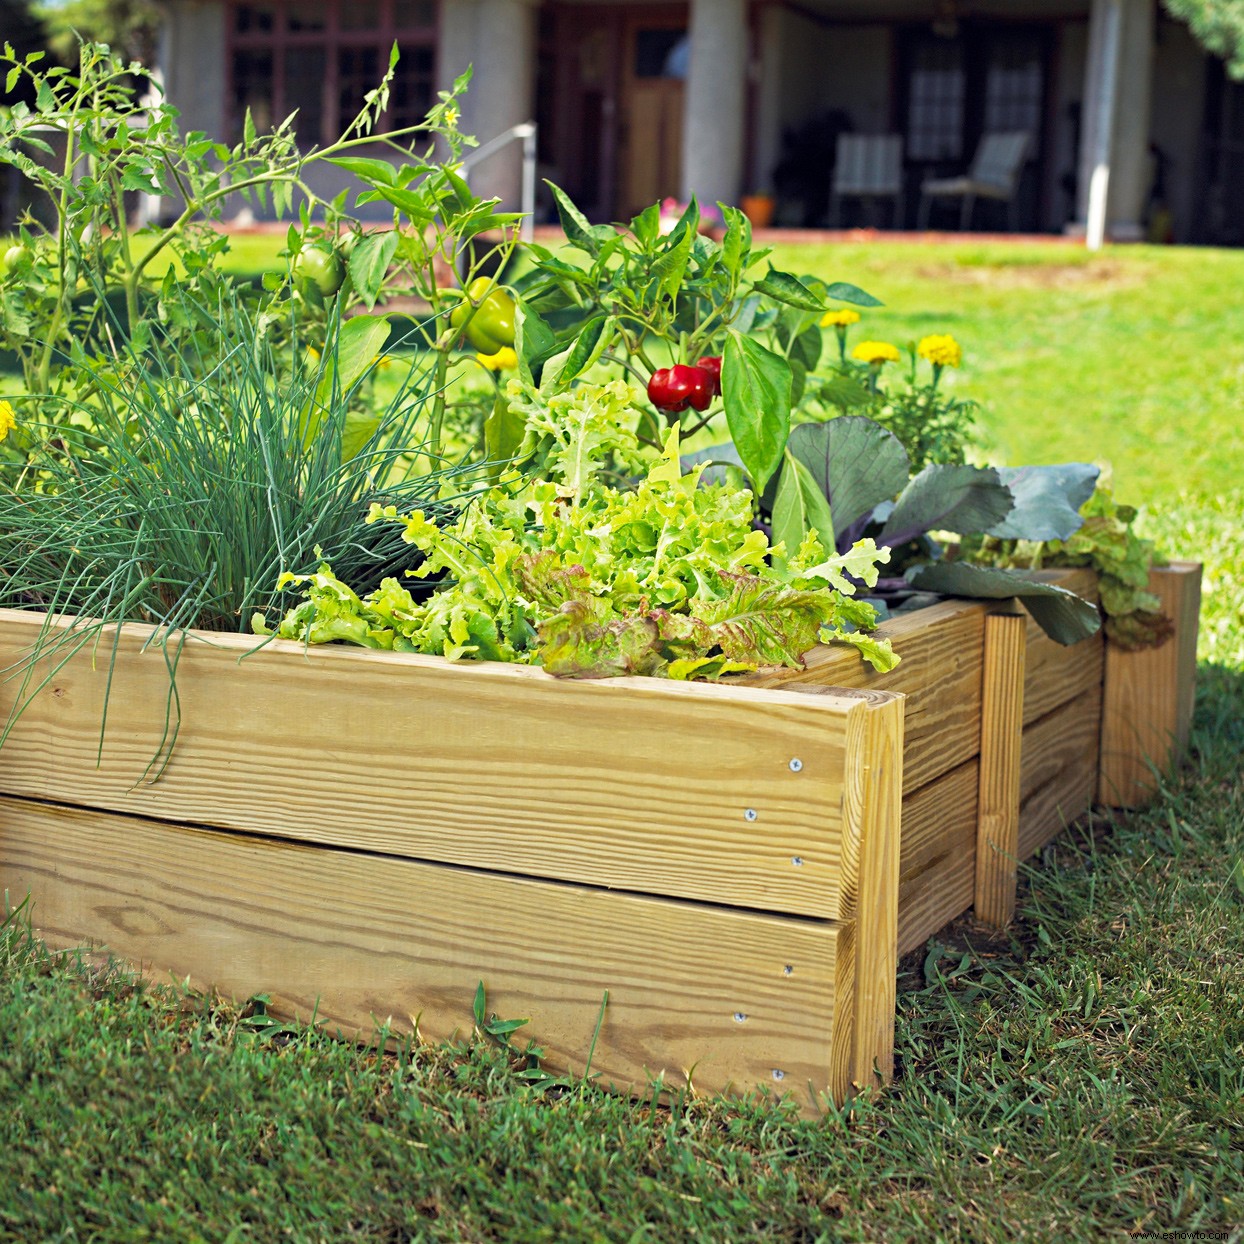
[788,758,803,772]
[744,808,757,821]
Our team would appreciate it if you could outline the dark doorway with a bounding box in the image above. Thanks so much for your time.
[898,23,1052,230]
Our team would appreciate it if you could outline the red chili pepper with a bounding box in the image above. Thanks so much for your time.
[647,364,713,413]
[696,355,723,396]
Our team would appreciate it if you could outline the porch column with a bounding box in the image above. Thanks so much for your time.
[1076,0,1154,245]
[438,0,537,211]
[681,0,749,209]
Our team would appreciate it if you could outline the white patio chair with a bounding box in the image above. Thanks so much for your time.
[829,134,904,228]
[918,131,1031,231]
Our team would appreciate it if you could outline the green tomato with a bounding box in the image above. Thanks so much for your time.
[3,244,31,272]
[294,243,345,297]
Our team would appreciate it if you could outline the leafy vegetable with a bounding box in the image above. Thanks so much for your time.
[966,479,1170,650]
[262,388,898,678]
[773,415,1104,646]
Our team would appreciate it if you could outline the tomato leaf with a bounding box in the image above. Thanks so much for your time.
[347,231,399,311]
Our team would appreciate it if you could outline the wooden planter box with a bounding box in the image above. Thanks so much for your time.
[0,561,1200,1113]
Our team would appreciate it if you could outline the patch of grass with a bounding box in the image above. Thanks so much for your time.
[769,240,1244,508]
[2,237,1241,1240]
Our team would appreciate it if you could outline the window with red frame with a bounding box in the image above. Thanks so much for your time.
[228,0,437,144]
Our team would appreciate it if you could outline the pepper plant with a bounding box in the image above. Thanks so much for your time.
[511,186,880,499]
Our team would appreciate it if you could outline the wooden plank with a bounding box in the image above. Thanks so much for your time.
[846,692,904,1090]
[1020,568,1103,726]
[1018,686,1102,860]
[0,795,853,1113]
[1098,561,1203,807]
[0,609,899,921]
[746,598,987,793]
[896,760,978,955]
[975,614,1027,928]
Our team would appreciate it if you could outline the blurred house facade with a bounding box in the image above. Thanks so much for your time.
[154,0,1244,243]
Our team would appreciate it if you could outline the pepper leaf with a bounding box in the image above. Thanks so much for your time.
[771,452,835,567]
[545,181,615,255]
[722,331,791,496]
[552,315,610,390]
[513,296,559,386]
[652,222,695,302]
[752,268,826,311]
[822,281,884,307]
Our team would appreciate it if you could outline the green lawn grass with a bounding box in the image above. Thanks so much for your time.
[2,237,1242,1241]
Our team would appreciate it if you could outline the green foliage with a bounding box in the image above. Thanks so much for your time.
[35,0,162,67]
[0,287,468,755]
[966,480,1172,650]
[802,333,979,471]
[517,188,879,492]
[1164,0,1244,78]
[0,40,509,471]
[780,415,1104,645]
[263,398,897,678]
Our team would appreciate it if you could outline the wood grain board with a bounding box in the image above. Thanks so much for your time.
[975,614,1027,928]
[1018,687,1102,860]
[0,795,857,1111]
[896,760,978,956]
[0,609,899,921]
[746,598,986,793]
[1098,562,1202,807]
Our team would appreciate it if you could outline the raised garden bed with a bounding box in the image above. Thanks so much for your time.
[0,563,1200,1114]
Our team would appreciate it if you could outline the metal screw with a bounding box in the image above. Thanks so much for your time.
[744,808,758,822]
[788,758,803,772]
[791,856,804,867]
[733,1011,748,1023]
[783,965,794,977]
[772,1069,786,1081]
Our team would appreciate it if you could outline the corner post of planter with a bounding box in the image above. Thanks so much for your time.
[1098,561,1203,807]
[975,612,1028,928]
[847,690,906,1093]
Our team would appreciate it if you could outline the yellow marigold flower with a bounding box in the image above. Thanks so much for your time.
[476,346,519,371]
[851,340,901,366]
[0,400,15,443]
[820,308,861,328]
[917,334,963,369]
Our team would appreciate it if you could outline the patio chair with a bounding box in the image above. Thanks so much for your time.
[829,134,904,228]
[918,131,1031,231]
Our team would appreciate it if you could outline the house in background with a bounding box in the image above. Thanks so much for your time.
[153,0,1244,244]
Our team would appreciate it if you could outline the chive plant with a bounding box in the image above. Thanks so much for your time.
[0,287,478,757]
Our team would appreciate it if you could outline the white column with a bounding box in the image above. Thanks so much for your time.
[439,0,535,210]
[681,0,748,208]
[1109,0,1155,237]
[1076,0,1154,246]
